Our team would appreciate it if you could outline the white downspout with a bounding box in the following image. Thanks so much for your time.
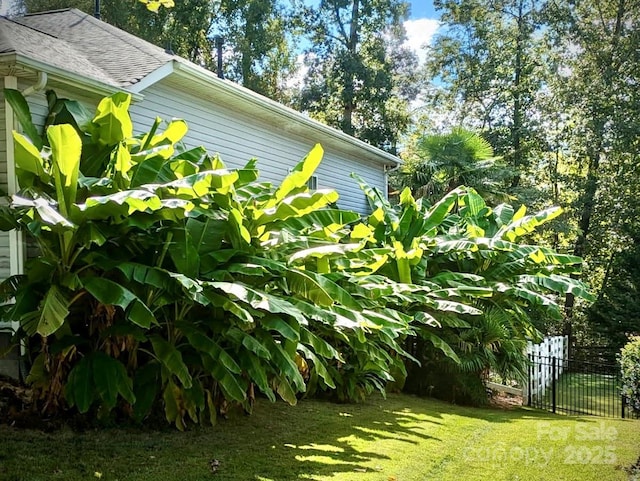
[21,71,48,97]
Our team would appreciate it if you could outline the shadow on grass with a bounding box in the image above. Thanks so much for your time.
[0,393,630,481]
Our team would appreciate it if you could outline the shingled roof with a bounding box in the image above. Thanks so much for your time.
[7,8,174,87]
[1,8,402,168]
[0,13,118,87]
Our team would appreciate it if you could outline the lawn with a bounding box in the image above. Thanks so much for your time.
[538,372,624,417]
[1,393,638,481]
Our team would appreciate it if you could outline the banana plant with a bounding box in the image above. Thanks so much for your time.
[0,89,418,426]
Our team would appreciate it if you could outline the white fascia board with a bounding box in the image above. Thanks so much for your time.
[171,60,402,168]
[5,54,144,102]
[127,61,175,95]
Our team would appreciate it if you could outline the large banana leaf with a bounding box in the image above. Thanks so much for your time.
[4,89,42,148]
[255,190,340,226]
[150,336,193,388]
[36,285,70,336]
[269,144,323,206]
[210,282,308,325]
[48,124,82,219]
[92,92,133,145]
[12,133,49,185]
[83,277,156,328]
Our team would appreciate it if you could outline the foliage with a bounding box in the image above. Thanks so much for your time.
[297,0,418,152]
[586,225,640,351]
[395,127,511,204]
[17,0,295,101]
[426,0,548,191]
[1,85,595,424]
[348,177,593,403]
[218,0,299,101]
[0,89,416,427]
[416,0,640,353]
[619,336,640,415]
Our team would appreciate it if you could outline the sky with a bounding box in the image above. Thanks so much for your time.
[405,0,440,65]
[409,0,438,19]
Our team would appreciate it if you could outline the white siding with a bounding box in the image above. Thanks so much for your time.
[130,82,385,214]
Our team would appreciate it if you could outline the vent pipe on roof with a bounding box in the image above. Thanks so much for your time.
[94,0,101,19]
[214,35,224,79]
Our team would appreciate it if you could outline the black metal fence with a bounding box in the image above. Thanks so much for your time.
[527,355,633,418]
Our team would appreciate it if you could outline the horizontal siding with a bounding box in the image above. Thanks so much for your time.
[130,83,385,214]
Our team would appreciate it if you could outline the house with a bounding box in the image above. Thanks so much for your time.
[0,9,401,377]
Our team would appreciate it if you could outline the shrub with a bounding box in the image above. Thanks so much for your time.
[620,335,640,415]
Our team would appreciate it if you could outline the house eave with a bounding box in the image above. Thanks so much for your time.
[0,53,144,102]
[132,59,401,168]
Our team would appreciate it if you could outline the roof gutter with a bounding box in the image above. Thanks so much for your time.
[171,60,402,168]
[0,53,144,102]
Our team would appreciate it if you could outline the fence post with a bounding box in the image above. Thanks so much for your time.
[552,356,557,414]
[622,395,626,419]
[527,354,532,406]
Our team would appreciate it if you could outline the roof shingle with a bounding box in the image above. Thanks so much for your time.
[0,14,118,86]
[10,8,174,87]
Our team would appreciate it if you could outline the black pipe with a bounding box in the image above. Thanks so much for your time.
[94,0,100,19]
[214,35,224,79]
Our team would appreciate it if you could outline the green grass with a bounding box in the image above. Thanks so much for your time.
[538,372,623,417]
[1,393,638,481]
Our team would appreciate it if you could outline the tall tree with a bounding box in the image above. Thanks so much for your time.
[218,0,298,101]
[298,0,418,151]
[425,0,548,193]
[545,0,640,332]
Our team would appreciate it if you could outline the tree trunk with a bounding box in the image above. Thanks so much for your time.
[511,0,524,188]
[341,0,360,136]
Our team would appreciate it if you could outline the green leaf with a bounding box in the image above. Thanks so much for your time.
[211,282,308,326]
[231,328,271,359]
[169,226,200,278]
[270,144,323,206]
[180,325,242,374]
[201,354,247,402]
[4,89,42,149]
[259,335,306,392]
[133,363,160,422]
[150,336,193,388]
[47,124,82,218]
[284,268,333,307]
[83,277,156,328]
[275,375,298,405]
[261,316,300,342]
[423,187,463,232]
[256,190,340,225]
[65,356,94,413]
[422,331,460,363]
[91,352,135,408]
[37,285,70,337]
[13,133,49,183]
[92,92,133,145]
[239,353,275,402]
[299,344,335,388]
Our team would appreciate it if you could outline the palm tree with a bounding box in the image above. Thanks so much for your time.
[398,127,510,204]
